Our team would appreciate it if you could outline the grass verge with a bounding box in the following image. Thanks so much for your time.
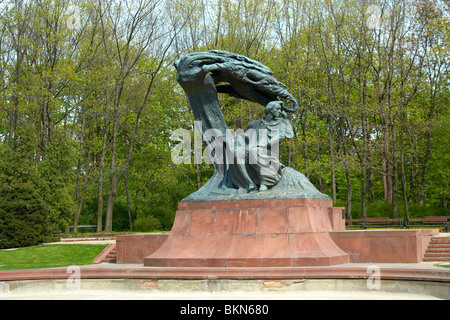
[0,244,108,271]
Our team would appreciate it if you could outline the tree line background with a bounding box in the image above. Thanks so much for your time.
[0,0,448,240]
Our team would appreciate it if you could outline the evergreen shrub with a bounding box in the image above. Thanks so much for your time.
[0,180,52,249]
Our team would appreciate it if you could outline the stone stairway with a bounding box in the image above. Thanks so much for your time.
[101,245,117,263]
[423,236,450,262]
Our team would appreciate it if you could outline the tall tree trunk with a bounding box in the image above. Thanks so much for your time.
[367,116,375,201]
[73,106,88,234]
[400,114,409,221]
[104,182,117,232]
[345,161,352,220]
[300,96,309,179]
[441,194,447,209]
[125,171,132,232]
[361,115,368,219]
[392,148,398,219]
[104,116,119,233]
[328,114,336,203]
[419,130,432,206]
[97,122,109,233]
[381,128,392,204]
[314,104,322,192]
[340,120,352,219]
[97,174,104,233]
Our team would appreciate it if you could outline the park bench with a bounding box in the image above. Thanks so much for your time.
[346,217,404,229]
[346,219,366,229]
[406,216,449,232]
[363,217,404,229]
[68,225,98,233]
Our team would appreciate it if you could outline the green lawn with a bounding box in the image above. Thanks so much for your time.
[0,244,108,271]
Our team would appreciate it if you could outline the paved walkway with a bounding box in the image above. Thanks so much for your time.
[0,289,443,300]
[44,237,116,246]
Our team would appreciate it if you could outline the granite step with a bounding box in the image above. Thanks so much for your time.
[103,249,117,263]
[423,237,450,262]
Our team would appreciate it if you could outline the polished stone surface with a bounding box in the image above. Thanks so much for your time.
[144,199,349,267]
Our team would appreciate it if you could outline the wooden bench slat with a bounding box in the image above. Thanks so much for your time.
[346,217,404,229]
[346,216,449,232]
[406,217,449,232]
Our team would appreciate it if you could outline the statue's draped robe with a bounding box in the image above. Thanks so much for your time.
[223,118,294,191]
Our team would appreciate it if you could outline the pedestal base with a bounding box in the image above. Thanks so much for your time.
[144,199,349,267]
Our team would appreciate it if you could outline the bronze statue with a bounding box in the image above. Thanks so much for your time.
[174,50,329,201]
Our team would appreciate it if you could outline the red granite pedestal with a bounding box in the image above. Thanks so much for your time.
[144,199,349,267]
